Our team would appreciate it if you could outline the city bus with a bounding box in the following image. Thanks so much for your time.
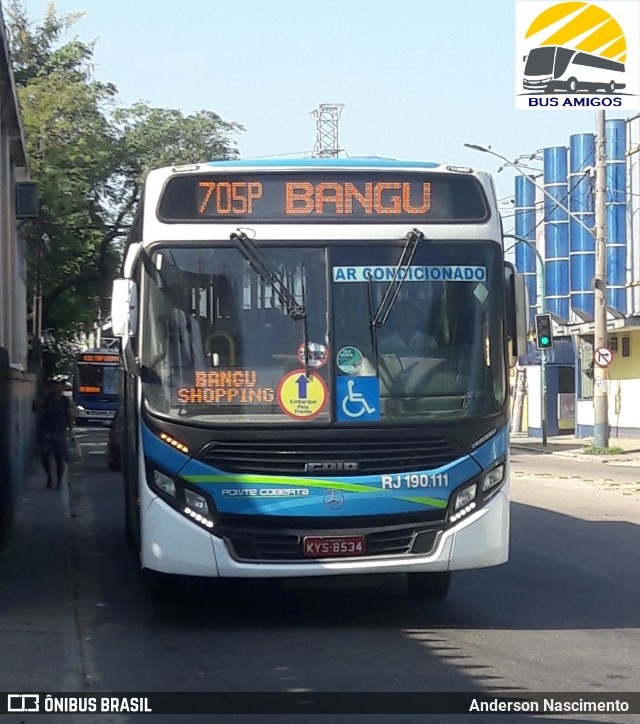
[523,45,625,94]
[110,158,528,599]
[73,348,120,424]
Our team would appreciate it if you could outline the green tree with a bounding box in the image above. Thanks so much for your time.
[7,1,243,344]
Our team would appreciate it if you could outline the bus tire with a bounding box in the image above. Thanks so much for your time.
[124,492,137,548]
[608,81,616,93]
[125,516,136,548]
[407,571,452,600]
[143,569,175,601]
[567,77,578,93]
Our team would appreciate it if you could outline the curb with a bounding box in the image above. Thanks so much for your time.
[510,443,637,464]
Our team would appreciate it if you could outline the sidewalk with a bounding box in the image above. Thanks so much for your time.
[0,460,85,698]
[510,432,640,463]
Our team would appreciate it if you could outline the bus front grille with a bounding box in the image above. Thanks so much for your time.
[218,520,443,562]
[197,437,460,475]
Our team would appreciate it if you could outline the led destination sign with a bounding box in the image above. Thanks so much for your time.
[79,353,119,363]
[177,369,276,405]
[158,172,489,223]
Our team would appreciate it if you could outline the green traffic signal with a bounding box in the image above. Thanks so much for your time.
[534,314,554,350]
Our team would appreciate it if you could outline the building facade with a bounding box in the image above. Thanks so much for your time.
[0,4,35,546]
[514,115,640,439]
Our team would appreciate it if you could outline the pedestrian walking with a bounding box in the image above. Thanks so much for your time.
[35,378,74,489]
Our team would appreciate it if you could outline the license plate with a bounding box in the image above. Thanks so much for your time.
[303,535,366,557]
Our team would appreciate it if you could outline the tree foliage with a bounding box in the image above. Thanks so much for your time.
[6,0,244,340]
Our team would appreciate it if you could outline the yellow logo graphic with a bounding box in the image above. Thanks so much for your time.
[516,1,639,109]
[527,2,625,60]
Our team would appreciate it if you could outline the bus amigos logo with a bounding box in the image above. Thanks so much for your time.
[516,1,640,110]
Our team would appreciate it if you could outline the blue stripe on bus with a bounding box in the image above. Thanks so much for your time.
[142,422,190,473]
[205,158,440,169]
[141,420,507,517]
[469,426,509,469]
[179,449,483,517]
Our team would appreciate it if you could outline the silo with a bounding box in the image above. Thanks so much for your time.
[626,116,640,316]
[514,174,538,325]
[606,119,626,314]
[543,146,569,321]
[569,133,595,318]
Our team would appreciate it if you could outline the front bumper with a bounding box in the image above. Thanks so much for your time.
[140,481,509,578]
[76,408,116,421]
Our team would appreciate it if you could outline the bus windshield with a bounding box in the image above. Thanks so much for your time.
[141,241,505,424]
[76,363,119,396]
[524,47,555,75]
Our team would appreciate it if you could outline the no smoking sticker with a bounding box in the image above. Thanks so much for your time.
[297,342,329,369]
[277,369,328,420]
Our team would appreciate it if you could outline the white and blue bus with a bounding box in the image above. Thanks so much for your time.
[523,45,625,94]
[111,158,528,599]
[73,348,120,424]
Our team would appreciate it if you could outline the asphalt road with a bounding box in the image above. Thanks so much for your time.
[18,428,640,723]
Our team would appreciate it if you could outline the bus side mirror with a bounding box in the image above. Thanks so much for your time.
[111,279,138,337]
[513,272,529,359]
[504,263,529,366]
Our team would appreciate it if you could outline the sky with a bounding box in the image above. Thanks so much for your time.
[15,0,639,234]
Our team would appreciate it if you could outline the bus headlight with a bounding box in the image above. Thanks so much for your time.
[454,483,477,511]
[482,464,504,493]
[184,488,210,516]
[449,483,478,524]
[148,465,216,532]
[183,488,215,530]
[153,470,176,498]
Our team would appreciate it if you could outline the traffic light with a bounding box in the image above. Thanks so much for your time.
[534,313,554,350]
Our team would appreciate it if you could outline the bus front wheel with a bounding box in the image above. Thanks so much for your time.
[407,571,452,600]
[143,569,176,601]
[608,81,616,93]
[567,77,578,93]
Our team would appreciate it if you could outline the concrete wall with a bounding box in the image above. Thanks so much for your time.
[575,329,640,439]
[605,330,640,437]
[0,364,36,546]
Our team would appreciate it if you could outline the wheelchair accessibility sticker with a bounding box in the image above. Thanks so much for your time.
[336,376,380,421]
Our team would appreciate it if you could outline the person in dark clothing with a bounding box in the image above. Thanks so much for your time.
[36,379,74,489]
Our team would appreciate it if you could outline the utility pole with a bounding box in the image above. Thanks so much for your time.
[593,110,609,448]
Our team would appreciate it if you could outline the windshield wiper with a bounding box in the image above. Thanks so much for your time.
[367,228,423,374]
[231,230,305,319]
[371,228,424,330]
[231,229,311,377]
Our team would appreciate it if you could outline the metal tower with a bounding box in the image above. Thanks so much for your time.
[311,104,344,158]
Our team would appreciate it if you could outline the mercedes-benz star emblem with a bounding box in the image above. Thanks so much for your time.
[323,489,345,510]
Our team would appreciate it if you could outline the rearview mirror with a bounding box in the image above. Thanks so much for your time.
[111,279,138,337]
[504,263,529,366]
